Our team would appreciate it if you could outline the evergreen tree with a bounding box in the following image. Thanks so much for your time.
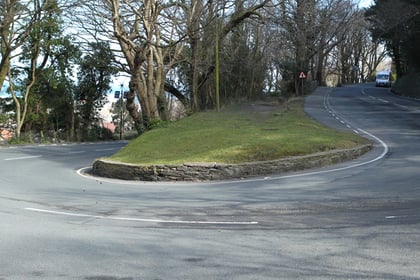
[366,0,420,75]
[75,42,117,141]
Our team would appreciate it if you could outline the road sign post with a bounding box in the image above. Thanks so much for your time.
[299,71,307,96]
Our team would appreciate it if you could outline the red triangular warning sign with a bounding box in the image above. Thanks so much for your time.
[299,72,307,79]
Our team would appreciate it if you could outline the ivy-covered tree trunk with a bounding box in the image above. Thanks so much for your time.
[75,42,117,141]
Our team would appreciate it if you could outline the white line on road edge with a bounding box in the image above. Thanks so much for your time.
[95,148,118,152]
[24,207,259,225]
[77,89,390,186]
[356,128,389,161]
[77,127,389,186]
[246,94,390,181]
[4,155,42,161]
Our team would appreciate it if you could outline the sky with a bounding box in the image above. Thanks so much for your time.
[358,0,373,8]
[0,83,8,98]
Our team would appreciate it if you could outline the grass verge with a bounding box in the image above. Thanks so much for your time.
[107,98,369,165]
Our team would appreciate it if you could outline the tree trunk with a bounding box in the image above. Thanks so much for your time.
[0,56,11,92]
[188,0,203,112]
[126,79,144,133]
[294,0,315,95]
[316,52,325,86]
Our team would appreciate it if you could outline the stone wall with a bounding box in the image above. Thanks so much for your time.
[92,144,372,182]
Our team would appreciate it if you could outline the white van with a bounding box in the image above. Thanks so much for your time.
[375,70,393,87]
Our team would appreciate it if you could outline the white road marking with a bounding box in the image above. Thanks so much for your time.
[24,207,259,225]
[4,155,42,161]
[78,127,389,186]
[95,148,118,152]
[396,104,409,110]
[77,127,389,186]
[66,151,85,154]
[77,89,390,186]
[322,90,389,158]
[385,215,417,219]
[364,88,420,111]
[377,98,389,103]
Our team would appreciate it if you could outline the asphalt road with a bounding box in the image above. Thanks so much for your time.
[1,84,419,280]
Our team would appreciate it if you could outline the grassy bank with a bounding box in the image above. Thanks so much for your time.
[108,98,369,165]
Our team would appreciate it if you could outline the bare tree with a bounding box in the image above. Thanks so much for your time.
[263,0,381,92]
[77,0,185,132]
[183,0,267,108]
[345,10,387,82]
[312,0,358,85]
[183,0,204,111]
[0,0,50,90]
[76,0,270,131]
[361,40,387,82]
[3,0,70,139]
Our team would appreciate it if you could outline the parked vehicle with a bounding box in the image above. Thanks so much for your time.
[375,70,393,87]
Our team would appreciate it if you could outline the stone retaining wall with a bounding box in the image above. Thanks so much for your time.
[92,144,372,182]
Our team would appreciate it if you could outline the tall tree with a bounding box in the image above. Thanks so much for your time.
[312,0,358,85]
[0,0,59,92]
[32,37,81,141]
[77,0,269,133]
[75,42,117,141]
[8,0,65,140]
[182,0,269,110]
[109,0,185,132]
[366,0,420,76]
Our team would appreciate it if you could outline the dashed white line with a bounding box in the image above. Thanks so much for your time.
[385,216,397,219]
[4,155,42,161]
[385,215,418,220]
[323,90,389,161]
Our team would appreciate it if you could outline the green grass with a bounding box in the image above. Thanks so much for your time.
[108,98,369,165]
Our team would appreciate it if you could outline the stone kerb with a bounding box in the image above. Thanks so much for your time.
[92,144,372,182]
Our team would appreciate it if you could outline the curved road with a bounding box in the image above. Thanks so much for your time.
[1,85,419,279]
